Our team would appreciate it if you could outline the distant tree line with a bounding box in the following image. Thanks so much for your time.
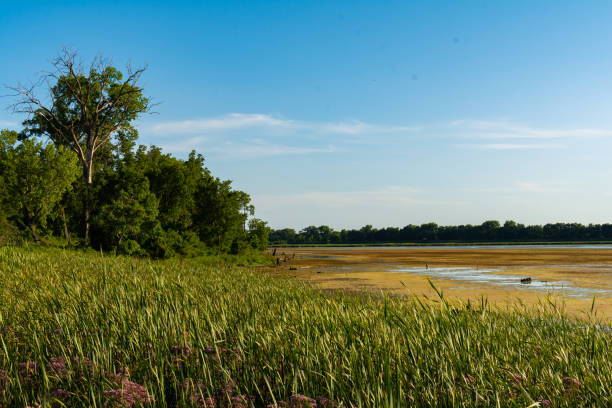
[0,50,269,257]
[269,220,612,245]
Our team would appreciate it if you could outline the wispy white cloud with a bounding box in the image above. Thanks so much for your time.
[467,143,567,150]
[151,114,612,141]
[254,186,466,210]
[450,119,612,140]
[149,113,420,136]
[471,181,573,194]
[160,136,334,158]
[514,181,571,193]
[159,136,209,153]
[315,120,420,135]
[147,113,612,157]
[151,114,292,134]
[149,113,421,157]
[210,141,334,158]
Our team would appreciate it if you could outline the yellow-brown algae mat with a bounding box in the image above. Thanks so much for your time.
[268,247,612,322]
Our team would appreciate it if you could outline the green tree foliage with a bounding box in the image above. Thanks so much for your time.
[0,125,262,257]
[194,175,253,252]
[12,50,149,244]
[93,161,160,255]
[248,218,270,250]
[270,221,612,245]
[88,143,254,257]
[134,147,201,232]
[0,130,79,242]
[3,51,266,258]
[0,133,16,245]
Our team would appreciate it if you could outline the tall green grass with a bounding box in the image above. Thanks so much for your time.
[0,246,609,407]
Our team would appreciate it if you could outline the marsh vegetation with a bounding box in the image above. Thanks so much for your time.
[0,247,610,407]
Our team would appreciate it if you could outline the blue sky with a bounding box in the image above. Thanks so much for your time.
[2,1,612,229]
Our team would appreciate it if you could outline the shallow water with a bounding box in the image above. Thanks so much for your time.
[317,244,612,250]
[391,266,611,299]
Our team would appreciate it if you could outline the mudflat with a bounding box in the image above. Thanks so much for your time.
[270,247,612,322]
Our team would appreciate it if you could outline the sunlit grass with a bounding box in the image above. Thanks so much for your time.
[0,246,609,407]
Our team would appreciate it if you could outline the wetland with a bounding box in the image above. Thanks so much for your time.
[274,246,612,321]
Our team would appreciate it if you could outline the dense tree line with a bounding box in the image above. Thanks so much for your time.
[0,129,269,257]
[0,51,269,257]
[269,220,612,245]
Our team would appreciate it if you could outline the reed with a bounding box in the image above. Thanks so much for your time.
[0,246,609,407]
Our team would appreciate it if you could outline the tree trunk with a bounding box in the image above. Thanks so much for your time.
[23,206,41,243]
[28,224,41,243]
[84,197,90,245]
[60,206,71,244]
[83,158,94,246]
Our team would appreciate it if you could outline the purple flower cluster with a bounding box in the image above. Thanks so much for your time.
[508,372,526,388]
[537,398,552,407]
[563,377,581,393]
[228,395,249,408]
[45,355,95,381]
[267,394,337,408]
[182,378,215,408]
[289,394,316,408]
[142,343,157,362]
[50,388,70,400]
[182,378,251,408]
[0,369,8,400]
[103,373,152,407]
[47,357,69,378]
[73,356,94,373]
[314,397,336,408]
[170,344,194,367]
[18,361,38,384]
[215,380,250,407]
[171,344,193,357]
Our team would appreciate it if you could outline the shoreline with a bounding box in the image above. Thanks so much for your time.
[270,241,612,248]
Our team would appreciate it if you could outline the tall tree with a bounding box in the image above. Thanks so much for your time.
[10,49,150,244]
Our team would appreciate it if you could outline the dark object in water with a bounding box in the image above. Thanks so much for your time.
[520,277,532,284]
[289,267,297,271]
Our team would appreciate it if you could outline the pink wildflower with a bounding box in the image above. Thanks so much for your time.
[563,377,581,393]
[103,379,152,407]
[50,388,70,400]
[537,398,552,407]
[47,357,69,378]
[289,394,317,408]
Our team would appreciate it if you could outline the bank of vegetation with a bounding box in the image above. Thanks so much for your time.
[0,50,269,259]
[0,246,609,407]
[269,221,612,246]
